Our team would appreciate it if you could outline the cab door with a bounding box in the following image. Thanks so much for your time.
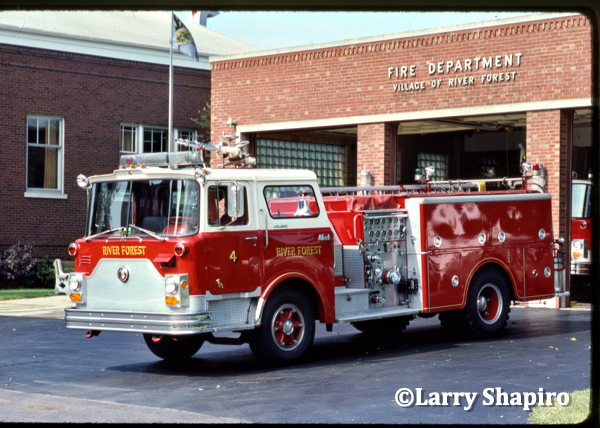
[205,182,263,295]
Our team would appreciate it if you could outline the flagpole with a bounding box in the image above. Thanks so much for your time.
[168,13,174,152]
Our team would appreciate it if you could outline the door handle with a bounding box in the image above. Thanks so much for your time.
[245,236,258,241]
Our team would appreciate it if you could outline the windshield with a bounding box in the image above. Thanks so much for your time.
[571,183,592,218]
[87,179,200,238]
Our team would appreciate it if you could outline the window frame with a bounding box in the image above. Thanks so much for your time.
[206,183,250,228]
[24,115,66,199]
[120,124,198,155]
[263,185,320,220]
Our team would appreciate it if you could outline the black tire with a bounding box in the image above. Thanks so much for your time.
[249,289,315,366]
[438,310,464,336]
[352,315,413,335]
[143,334,204,361]
[441,267,511,339]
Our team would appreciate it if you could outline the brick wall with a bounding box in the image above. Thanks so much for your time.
[0,44,210,258]
[211,15,591,143]
[526,109,571,239]
[356,123,397,185]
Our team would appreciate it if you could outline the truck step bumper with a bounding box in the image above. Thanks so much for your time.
[64,308,212,335]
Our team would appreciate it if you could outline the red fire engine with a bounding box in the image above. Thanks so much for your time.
[571,176,592,275]
[54,138,566,366]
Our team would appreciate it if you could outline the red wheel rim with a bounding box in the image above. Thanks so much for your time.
[270,304,305,351]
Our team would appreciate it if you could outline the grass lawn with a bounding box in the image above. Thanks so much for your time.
[0,289,56,300]
[530,389,593,424]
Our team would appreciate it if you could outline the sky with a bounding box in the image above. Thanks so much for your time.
[179,11,538,50]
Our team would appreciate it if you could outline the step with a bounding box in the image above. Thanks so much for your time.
[335,305,422,323]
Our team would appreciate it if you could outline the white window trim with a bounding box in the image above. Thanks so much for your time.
[120,123,197,154]
[25,115,67,198]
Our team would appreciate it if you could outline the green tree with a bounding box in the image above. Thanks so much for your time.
[191,100,211,166]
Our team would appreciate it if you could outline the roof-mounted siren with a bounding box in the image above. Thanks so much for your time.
[216,131,256,168]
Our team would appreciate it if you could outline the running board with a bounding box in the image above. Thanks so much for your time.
[335,306,423,323]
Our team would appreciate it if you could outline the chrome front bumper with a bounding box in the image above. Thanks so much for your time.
[571,262,591,275]
[65,309,212,335]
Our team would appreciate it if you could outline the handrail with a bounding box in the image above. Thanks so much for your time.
[260,209,269,249]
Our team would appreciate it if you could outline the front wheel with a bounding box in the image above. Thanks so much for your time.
[249,289,315,366]
[143,334,204,361]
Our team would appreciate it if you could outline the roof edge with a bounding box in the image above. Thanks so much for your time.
[209,12,582,63]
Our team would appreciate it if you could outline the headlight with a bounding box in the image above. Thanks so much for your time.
[69,275,81,292]
[164,274,189,307]
[572,240,583,251]
[76,174,91,189]
[165,276,178,295]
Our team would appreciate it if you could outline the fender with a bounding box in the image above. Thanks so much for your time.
[253,271,331,326]
[460,258,517,307]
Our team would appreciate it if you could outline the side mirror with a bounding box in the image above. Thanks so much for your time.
[227,182,244,219]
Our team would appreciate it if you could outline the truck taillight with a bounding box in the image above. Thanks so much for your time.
[68,243,78,256]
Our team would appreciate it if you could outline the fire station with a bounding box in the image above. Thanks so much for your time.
[209,12,594,307]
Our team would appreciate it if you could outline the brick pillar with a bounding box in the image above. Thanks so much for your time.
[357,123,397,186]
[526,109,572,308]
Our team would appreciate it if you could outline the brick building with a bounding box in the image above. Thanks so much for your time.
[0,11,258,258]
[209,12,595,306]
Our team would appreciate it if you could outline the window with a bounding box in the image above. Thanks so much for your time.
[26,116,64,194]
[143,128,168,153]
[88,179,200,237]
[120,126,138,153]
[256,139,346,187]
[120,124,197,155]
[263,185,319,219]
[417,152,447,181]
[572,183,592,218]
[207,185,249,227]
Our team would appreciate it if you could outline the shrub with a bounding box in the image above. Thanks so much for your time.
[32,256,56,289]
[0,243,55,289]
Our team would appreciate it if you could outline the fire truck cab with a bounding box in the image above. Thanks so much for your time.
[54,146,566,366]
[571,178,593,275]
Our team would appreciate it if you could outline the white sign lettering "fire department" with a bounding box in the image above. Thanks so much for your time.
[387,53,523,93]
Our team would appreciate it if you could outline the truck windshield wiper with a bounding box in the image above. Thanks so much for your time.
[128,225,166,242]
[85,227,125,242]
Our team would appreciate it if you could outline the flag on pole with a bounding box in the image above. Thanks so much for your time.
[172,13,199,61]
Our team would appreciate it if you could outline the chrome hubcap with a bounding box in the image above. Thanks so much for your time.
[477,283,502,325]
[271,304,305,351]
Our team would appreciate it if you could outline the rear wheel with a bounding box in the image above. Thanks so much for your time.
[249,289,315,366]
[143,334,204,361]
[441,267,510,339]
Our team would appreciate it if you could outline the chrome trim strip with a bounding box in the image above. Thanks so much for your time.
[64,309,212,334]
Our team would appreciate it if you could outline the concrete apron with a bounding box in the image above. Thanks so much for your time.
[0,295,74,319]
